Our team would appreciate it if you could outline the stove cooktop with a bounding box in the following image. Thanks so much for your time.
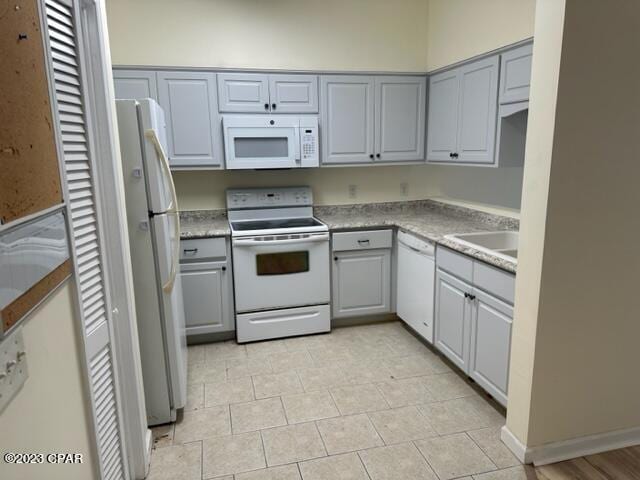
[231,217,325,231]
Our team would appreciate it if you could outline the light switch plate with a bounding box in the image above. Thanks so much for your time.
[0,327,28,414]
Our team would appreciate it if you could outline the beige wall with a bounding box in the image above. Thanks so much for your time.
[508,0,640,448]
[0,283,97,480]
[106,0,429,72]
[174,165,522,216]
[426,0,536,70]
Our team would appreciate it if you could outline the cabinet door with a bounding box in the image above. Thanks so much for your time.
[217,73,270,113]
[426,69,460,162]
[180,264,233,335]
[269,74,318,113]
[434,270,472,371]
[113,70,157,100]
[375,76,426,162]
[469,289,513,406]
[321,76,375,164]
[500,43,533,104]
[332,249,391,318]
[157,72,221,168]
[456,56,499,164]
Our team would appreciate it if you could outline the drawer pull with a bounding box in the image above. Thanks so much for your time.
[183,248,199,255]
[357,239,370,246]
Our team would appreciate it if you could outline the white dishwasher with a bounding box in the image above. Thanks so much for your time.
[396,231,435,343]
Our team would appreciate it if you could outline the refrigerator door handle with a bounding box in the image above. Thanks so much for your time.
[145,128,181,293]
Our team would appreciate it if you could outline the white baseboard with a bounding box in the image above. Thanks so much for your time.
[501,425,640,466]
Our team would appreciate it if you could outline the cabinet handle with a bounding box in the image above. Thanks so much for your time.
[334,256,338,261]
[468,294,476,301]
[376,153,381,158]
[449,152,459,159]
[272,103,277,110]
[369,154,374,159]
[221,266,227,272]
[357,239,370,246]
[264,103,269,110]
[183,248,198,255]
[464,292,469,299]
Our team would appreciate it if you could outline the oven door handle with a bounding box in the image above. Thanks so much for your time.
[233,233,329,246]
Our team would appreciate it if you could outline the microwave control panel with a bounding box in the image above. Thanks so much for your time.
[301,127,318,161]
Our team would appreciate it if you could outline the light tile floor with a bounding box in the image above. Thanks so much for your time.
[147,321,529,480]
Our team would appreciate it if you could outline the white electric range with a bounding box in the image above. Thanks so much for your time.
[227,187,331,343]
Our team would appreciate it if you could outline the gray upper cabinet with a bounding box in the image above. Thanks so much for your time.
[217,73,270,113]
[457,56,499,164]
[218,73,318,113]
[269,74,318,113]
[375,76,426,162]
[321,76,375,164]
[435,269,472,371]
[113,70,157,100]
[157,71,221,168]
[499,43,533,104]
[427,55,499,165]
[469,288,513,406]
[427,70,460,162]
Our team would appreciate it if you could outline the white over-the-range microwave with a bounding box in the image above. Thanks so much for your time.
[222,115,319,169]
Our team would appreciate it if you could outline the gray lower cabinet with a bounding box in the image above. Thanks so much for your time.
[375,76,426,162]
[217,73,318,113]
[157,71,222,168]
[434,247,514,406]
[332,249,392,318]
[113,69,157,100]
[435,270,473,371]
[321,76,375,164]
[427,55,499,165]
[469,289,513,406]
[179,238,234,336]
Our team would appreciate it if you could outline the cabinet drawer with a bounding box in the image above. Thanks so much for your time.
[332,230,392,251]
[473,262,515,304]
[436,247,473,282]
[180,237,226,262]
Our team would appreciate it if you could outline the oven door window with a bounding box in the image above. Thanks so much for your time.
[256,251,309,276]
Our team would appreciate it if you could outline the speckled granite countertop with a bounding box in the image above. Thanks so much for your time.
[180,209,230,238]
[315,200,518,273]
[180,200,519,273]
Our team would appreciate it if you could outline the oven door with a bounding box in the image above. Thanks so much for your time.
[232,233,330,312]
[224,126,300,169]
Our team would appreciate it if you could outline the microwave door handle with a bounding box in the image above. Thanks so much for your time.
[294,127,301,163]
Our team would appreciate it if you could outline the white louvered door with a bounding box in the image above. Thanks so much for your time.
[42,1,128,479]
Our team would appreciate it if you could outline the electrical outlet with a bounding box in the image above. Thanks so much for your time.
[348,184,357,199]
[0,327,28,414]
[401,182,409,196]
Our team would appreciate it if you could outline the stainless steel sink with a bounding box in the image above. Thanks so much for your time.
[445,231,519,262]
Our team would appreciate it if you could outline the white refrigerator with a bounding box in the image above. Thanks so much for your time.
[116,99,187,426]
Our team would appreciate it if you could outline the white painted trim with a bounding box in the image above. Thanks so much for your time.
[501,425,640,466]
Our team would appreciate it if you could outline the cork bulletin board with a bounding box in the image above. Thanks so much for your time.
[0,0,72,337]
[0,0,63,225]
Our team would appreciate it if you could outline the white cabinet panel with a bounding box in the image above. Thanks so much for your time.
[427,70,460,162]
[375,76,426,162]
[332,249,391,318]
[500,43,533,104]
[321,76,375,164]
[469,289,513,406]
[435,270,472,371]
[269,74,318,113]
[457,56,499,164]
[157,72,221,168]
[113,69,157,100]
[217,73,270,113]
